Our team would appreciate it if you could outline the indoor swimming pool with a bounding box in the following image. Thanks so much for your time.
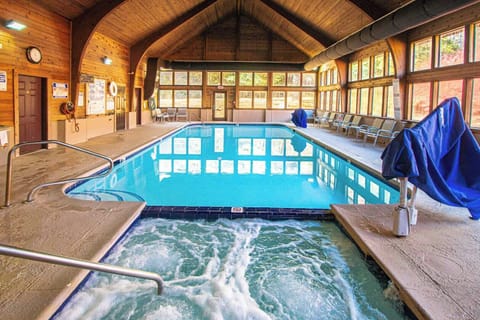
[67,124,399,209]
[53,218,407,319]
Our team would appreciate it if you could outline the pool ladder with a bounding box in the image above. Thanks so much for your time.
[3,140,115,207]
[1,140,163,295]
[0,244,163,295]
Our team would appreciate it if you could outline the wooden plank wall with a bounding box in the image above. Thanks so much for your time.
[0,0,70,129]
[166,15,307,62]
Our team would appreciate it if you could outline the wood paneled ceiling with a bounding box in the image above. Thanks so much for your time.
[35,0,412,61]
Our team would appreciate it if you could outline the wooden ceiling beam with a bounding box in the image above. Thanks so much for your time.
[259,0,335,47]
[71,0,126,107]
[347,0,388,19]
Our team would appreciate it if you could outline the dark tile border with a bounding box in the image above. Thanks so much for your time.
[141,205,334,220]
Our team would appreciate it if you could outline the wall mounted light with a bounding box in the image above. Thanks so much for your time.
[102,56,112,65]
[5,20,26,31]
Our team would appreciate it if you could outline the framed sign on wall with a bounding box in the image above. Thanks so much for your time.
[87,79,106,115]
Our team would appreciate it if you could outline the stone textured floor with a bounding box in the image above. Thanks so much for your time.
[0,121,478,320]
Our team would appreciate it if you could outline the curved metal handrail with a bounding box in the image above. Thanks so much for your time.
[4,140,114,207]
[0,244,163,295]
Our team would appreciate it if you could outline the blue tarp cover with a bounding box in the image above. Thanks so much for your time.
[292,108,307,128]
[381,98,480,220]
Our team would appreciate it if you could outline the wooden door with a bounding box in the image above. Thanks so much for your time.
[19,75,44,154]
[115,89,126,131]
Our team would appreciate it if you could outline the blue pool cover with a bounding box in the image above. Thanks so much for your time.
[381,97,480,220]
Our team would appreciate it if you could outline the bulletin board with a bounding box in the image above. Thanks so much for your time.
[87,79,106,115]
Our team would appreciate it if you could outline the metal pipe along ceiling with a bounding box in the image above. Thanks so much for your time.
[304,0,480,70]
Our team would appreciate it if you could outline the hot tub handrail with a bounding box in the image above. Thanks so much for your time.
[4,140,114,207]
[0,243,163,295]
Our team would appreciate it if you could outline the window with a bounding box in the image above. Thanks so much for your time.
[254,91,267,109]
[372,87,383,116]
[174,90,187,108]
[239,91,253,108]
[359,88,369,114]
[287,73,301,86]
[302,92,315,109]
[254,73,268,86]
[272,91,285,108]
[387,53,395,76]
[272,73,286,86]
[302,73,316,87]
[438,79,463,104]
[239,72,253,86]
[331,90,338,111]
[325,91,330,109]
[386,86,394,118]
[189,90,202,108]
[319,91,325,109]
[332,69,338,84]
[189,72,202,85]
[286,91,300,109]
[350,61,358,81]
[159,89,172,107]
[160,71,173,85]
[438,27,465,67]
[349,89,358,113]
[473,22,480,62]
[174,72,188,85]
[411,37,432,71]
[471,78,480,127]
[222,72,236,86]
[207,72,221,85]
[410,82,431,120]
[373,54,384,78]
[361,58,370,80]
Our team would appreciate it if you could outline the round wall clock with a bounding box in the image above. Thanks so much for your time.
[26,46,42,64]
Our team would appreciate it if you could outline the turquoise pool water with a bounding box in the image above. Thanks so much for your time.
[68,124,398,208]
[53,218,406,320]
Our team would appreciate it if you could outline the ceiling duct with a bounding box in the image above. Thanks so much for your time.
[304,0,480,70]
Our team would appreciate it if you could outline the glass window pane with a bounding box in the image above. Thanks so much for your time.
[438,28,465,67]
[174,72,188,85]
[350,61,358,81]
[272,73,286,86]
[332,69,338,84]
[189,72,202,85]
[325,91,330,110]
[253,91,267,109]
[359,88,369,114]
[374,54,384,78]
[349,89,358,113]
[361,58,370,80]
[286,91,300,109]
[254,73,268,86]
[471,78,480,127]
[438,79,463,104]
[388,53,395,76]
[207,72,221,85]
[302,73,316,87]
[160,71,173,85]
[272,91,285,109]
[287,73,301,86]
[301,92,315,109]
[174,90,188,108]
[386,86,394,118]
[474,22,480,62]
[410,82,431,120]
[159,90,173,107]
[372,87,383,116]
[331,90,337,111]
[188,90,202,108]
[412,38,432,71]
[239,72,253,86]
[319,91,325,109]
[325,70,331,85]
[239,91,253,108]
[222,72,236,86]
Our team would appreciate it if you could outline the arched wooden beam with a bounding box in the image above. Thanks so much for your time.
[71,0,126,108]
[259,0,335,47]
[129,0,217,102]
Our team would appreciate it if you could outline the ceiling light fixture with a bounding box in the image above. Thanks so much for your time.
[5,20,26,31]
[102,56,112,65]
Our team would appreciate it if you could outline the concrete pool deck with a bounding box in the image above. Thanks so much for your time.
[0,121,478,319]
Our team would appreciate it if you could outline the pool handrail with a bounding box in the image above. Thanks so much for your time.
[3,140,114,207]
[0,243,163,295]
